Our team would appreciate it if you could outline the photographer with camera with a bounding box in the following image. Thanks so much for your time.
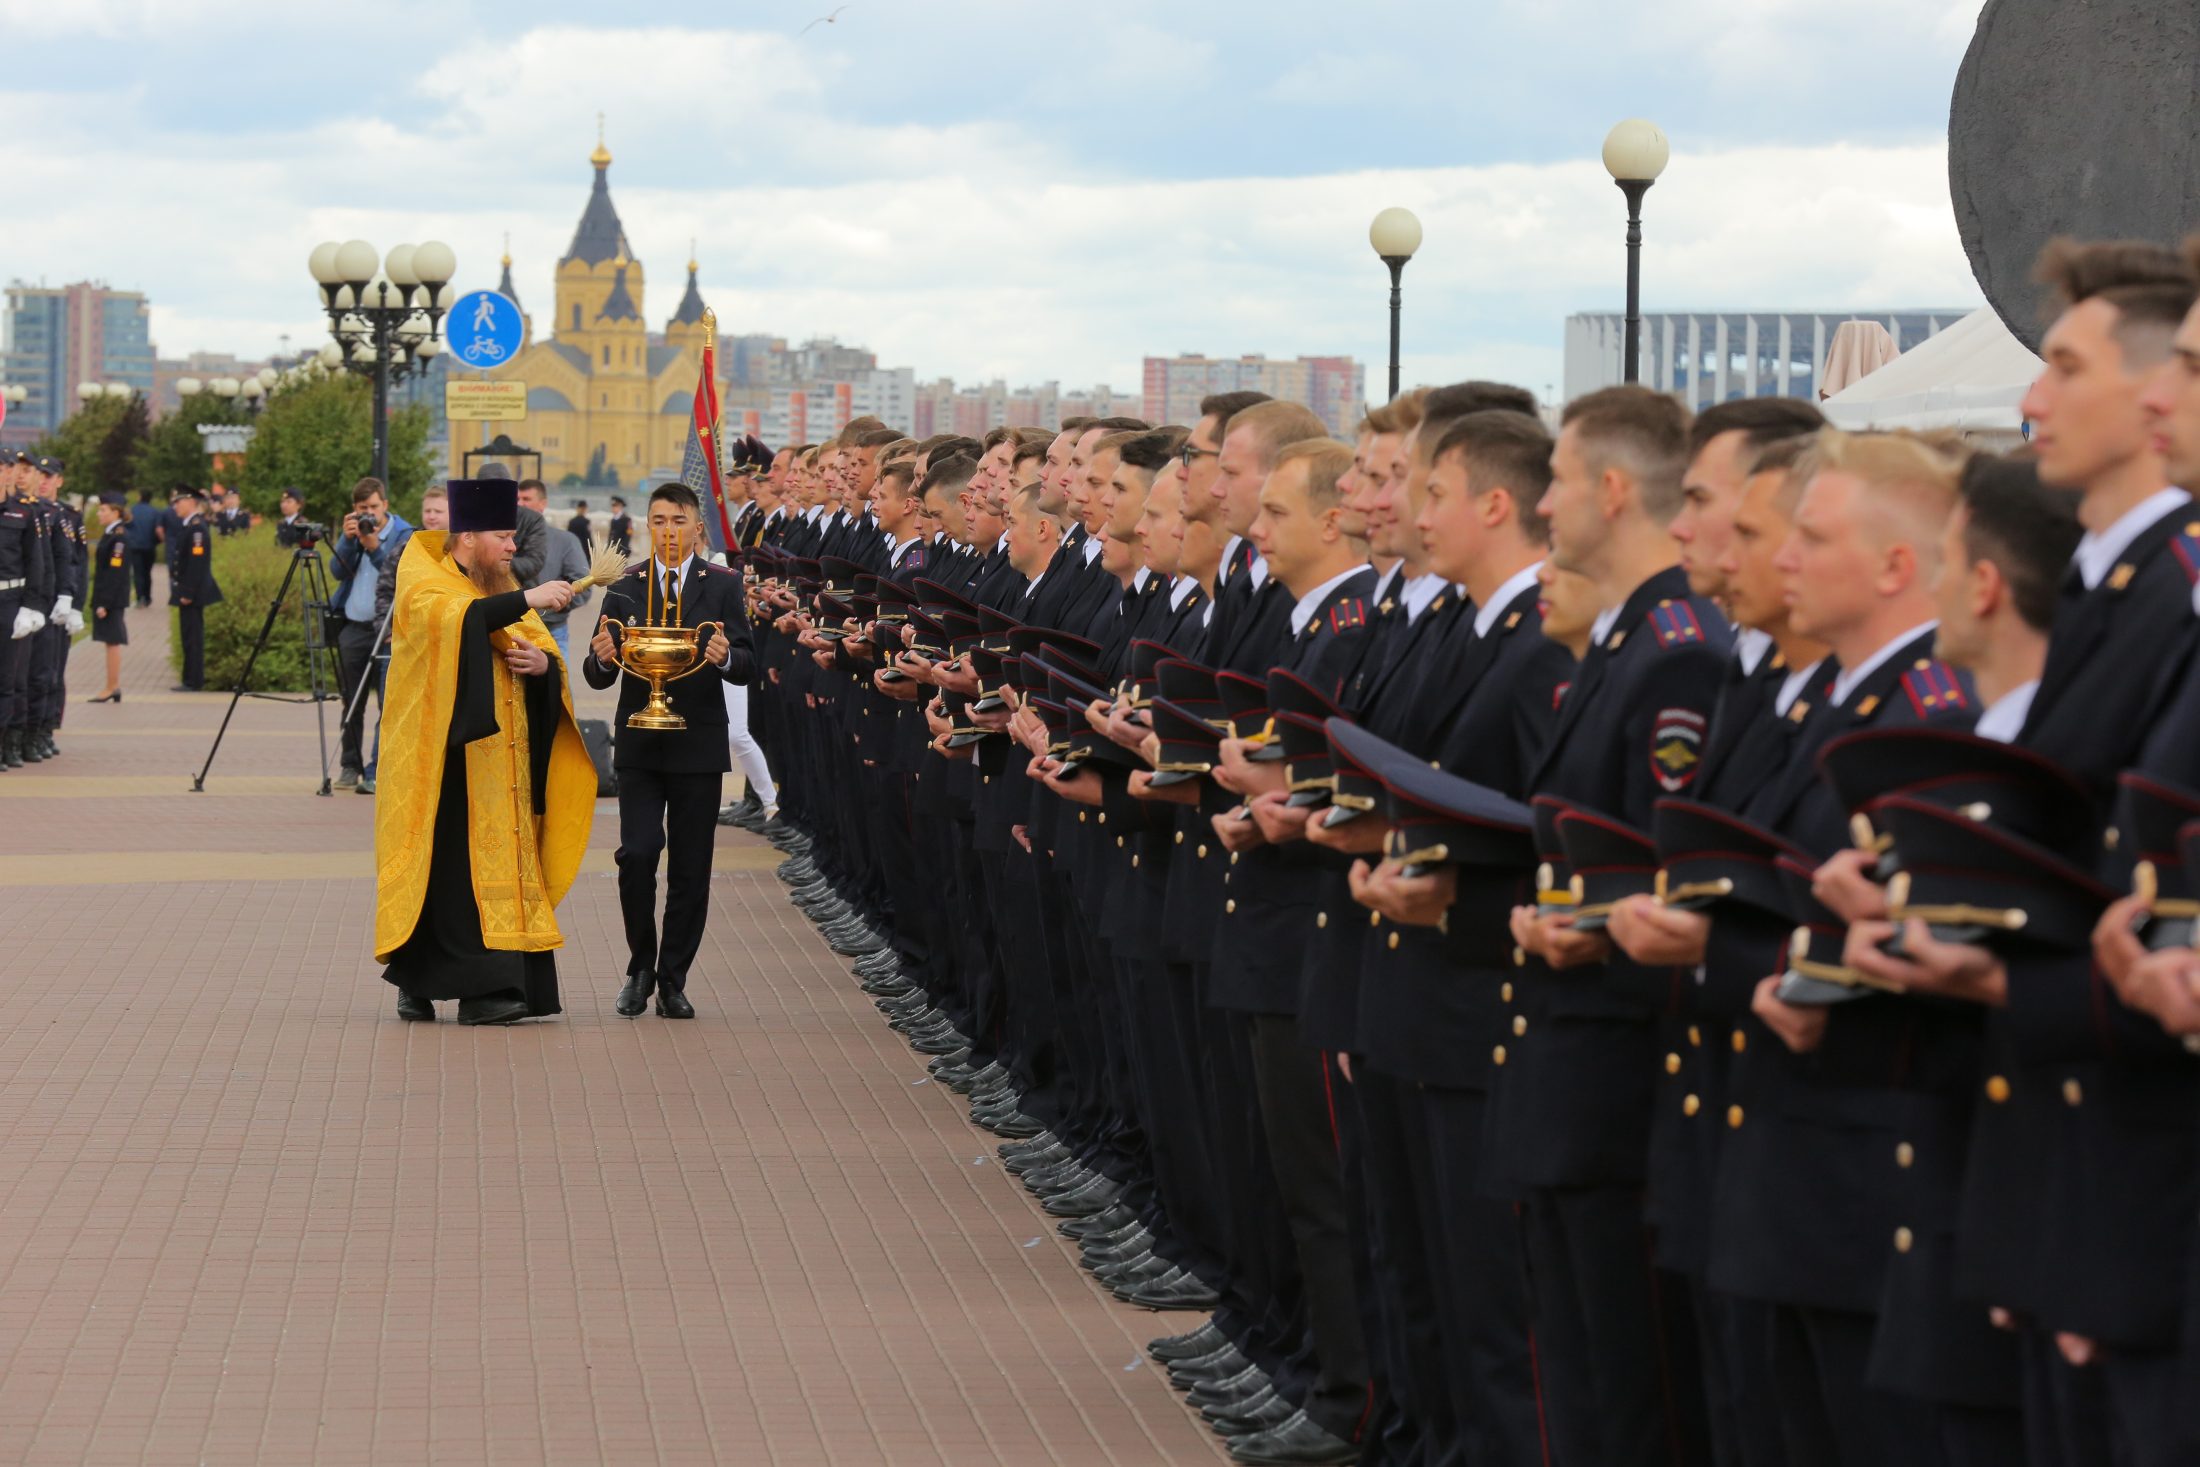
[330,477,412,791]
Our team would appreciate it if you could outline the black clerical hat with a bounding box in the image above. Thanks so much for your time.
[446,478,518,533]
[1877,794,2115,955]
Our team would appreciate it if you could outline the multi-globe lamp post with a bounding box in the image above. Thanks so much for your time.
[1602,118,1671,385]
[305,238,455,483]
[1367,207,1424,403]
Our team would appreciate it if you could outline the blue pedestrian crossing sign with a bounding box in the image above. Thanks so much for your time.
[445,290,524,369]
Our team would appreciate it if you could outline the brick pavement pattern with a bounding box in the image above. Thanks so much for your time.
[0,575,1224,1465]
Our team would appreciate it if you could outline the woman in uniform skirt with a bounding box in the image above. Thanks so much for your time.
[88,492,130,702]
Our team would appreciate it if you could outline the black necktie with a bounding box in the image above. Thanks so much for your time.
[663,571,679,621]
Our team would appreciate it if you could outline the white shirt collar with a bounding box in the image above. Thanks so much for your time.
[1473,561,1543,637]
[2073,488,2189,590]
[1022,568,1045,600]
[1170,574,1200,611]
[1130,565,1152,594]
[1404,571,1450,624]
[1735,626,1774,675]
[887,533,921,564]
[1288,565,1368,637]
[1081,534,1104,565]
[1973,679,2039,744]
[651,554,698,593]
[1369,562,1401,607]
[995,532,1010,554]
[1221,534,1270,591]
[1589,604,1622,648]
[1774,656,1827,718]
[1829,621,1938,707]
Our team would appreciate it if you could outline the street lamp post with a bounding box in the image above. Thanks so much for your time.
[306,238,454,483]
[1602,119,1671,386]
[1367,207,1423,402]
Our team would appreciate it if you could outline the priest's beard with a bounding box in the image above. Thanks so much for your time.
[454,546,520,596]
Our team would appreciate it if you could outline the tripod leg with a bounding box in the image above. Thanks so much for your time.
[300,553,340,794]
[192,546,313,792]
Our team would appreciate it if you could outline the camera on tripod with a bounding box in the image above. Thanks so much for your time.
[293,521,332,549]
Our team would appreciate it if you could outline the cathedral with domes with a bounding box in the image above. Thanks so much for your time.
[445,129,727,487]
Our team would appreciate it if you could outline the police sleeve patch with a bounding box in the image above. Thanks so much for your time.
[1650,707,1707,792]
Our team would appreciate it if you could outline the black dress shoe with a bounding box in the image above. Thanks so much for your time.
[1226,1409,1358,1465]
[615,973,654,1018]
[456,994,530,1026]
[1151,1320,1227,1362]
[395,992,435,1022]
[655,985,695,1019]
[1209,1389,1296,1438]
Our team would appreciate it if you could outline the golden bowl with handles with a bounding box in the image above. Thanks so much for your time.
[601,617,724,730]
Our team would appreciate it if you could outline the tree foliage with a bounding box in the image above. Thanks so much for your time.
[140,393,247,496]
[236,372,434,527]
[93,395,150,498]
[30,394,129,488]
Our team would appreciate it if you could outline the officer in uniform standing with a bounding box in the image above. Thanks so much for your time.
[25,457,83,760]
[0,452,49,770]
[167,485,223,691]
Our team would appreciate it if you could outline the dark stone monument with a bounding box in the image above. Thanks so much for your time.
[1949,0,2200,349]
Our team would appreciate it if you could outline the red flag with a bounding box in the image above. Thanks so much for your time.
[679,336,736,554]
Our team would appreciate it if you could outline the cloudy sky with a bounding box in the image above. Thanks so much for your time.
[2,0,1988,395]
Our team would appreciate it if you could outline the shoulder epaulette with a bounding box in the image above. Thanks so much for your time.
[1898,658,1969,718]
[2169,518,2200,586]
[1328,597,1368,634]
[1646,597,1708,649]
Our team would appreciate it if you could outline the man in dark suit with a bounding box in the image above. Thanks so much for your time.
[583,482,757,1019]
[166,485,224,691]
[605,496,632,556]
[125,487,163,602]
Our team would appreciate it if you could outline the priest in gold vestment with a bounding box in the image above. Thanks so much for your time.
[374,478,596,1024]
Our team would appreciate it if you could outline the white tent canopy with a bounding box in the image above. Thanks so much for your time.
[1820,306,2042,433]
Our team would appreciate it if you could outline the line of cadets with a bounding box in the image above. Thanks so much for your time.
[0,451,85,769]
[720,233,2200,1467]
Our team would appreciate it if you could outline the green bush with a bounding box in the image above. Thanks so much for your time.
[169,525,342,694]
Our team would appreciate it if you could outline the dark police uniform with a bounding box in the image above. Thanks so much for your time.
[167,507,224,690]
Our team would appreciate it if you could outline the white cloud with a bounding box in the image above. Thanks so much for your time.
[3,19,1981,405]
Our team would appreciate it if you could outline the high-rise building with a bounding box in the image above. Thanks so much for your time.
[1141,353,1366,436]
[3,280,157,447]
[1563,309,1973,409]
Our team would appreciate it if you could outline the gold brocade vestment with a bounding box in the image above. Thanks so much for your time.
[373,532,596,963]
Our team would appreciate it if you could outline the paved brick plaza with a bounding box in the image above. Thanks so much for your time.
[0,587,1223,1465]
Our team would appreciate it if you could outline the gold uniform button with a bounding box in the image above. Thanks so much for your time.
[1371,911,1382,928]
[1688,1025,1702,1048]
[1985,1075,2011,1104]
[1387,931,1401,950]
[1197,845,1209,859]
[1132,855,1140,869]
[1726,1105,1745,1129]
[1116,835,1124,848]
[1316,912,1329,929]
[1894,1227,1914,1254]
[2062,1078,2083,1107]
[1683,1094,1701,1117]
[1490,1044,1508,1066]
[1665,1052,1682,1075]
[1078,811,1087,823]
[1512,946,1526,967]
[1226,899,1237,914]
[1730,1029,1747,1054]
[1500,982,1514,1002]
[1512,1015,1527,1036]
[1895,1142,1915,1169]
[1230,852,1239,865]
[1176,831,1185,845]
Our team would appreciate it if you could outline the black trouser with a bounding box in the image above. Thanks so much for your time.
[335,618,382,772]
[177,603,207,689]
[0,599,23,729]
[1768,1304,1945,1467]
[28,617,63,725]
[130,548,155,604]
[1522,1183,1710,1467]
[614,766,724,990]
[1248,1012,1371,1441]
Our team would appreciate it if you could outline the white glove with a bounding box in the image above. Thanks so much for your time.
[52,595,71,618]
[12,608,45,639]
[60,609,85,634]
